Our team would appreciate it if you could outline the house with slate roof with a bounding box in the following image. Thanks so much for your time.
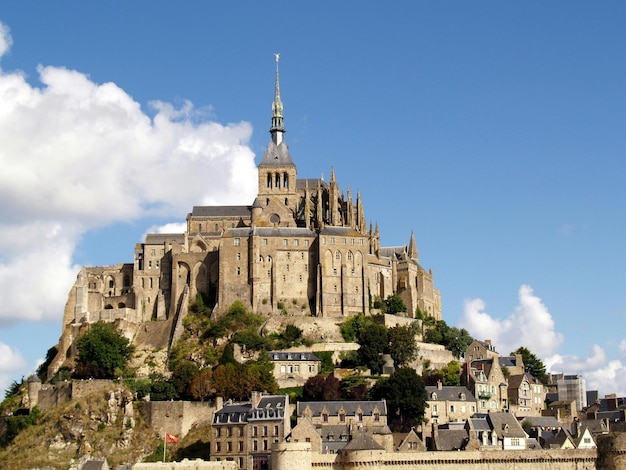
[424,381,477,430]
[211,393,290,470]
[268,351,320,388]
[468,412,527,450]
[507,372,546,416]
[292,400,392,453]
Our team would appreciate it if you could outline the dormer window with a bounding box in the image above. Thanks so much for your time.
[431,392,437,400]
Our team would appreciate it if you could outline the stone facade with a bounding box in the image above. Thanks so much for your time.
[49,57,441,377]
[211,393,291,470]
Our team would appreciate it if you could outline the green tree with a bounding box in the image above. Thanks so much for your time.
[387,325,418,367]
[511,346,547,382]
[369,368,427,431]
[423,320,473,358]
[357,322,388,375]
[75,322,134,379]
[384,295,407,315]
[36,346,57,382]
[340,314,375,342]
[170,360,200,399]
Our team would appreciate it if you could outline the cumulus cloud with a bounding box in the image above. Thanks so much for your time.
[459,284,564,358]
[0,23,258,325]
[546,346,626,396]
[0,342,28,393]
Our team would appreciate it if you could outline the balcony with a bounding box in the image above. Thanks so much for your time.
[478,391,491,400]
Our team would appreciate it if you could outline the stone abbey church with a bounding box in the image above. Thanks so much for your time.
[59,58,441,344]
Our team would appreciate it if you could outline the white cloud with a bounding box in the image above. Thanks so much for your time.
[546,346,626,397]
[0,23,258,325]
[459,284,563,358]
[0,342,28,393]
[0,22,11,59]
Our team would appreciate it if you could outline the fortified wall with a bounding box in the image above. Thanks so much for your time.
[141,400,218,437]
[272,442,600,470]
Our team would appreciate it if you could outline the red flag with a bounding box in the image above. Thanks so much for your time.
[165,433,178,444]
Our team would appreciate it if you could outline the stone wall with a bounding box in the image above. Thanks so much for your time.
[271,443,599,470]
[133,459,237,470]
[142,401,218,438]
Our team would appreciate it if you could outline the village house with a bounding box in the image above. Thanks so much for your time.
[268,351,320,388]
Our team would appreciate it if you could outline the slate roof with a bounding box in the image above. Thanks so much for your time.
[342,431,384,451]
[82,461,108,470]
[252,227,316,237]
[507,373,530,389]
[543,428,575,449]
[519,416,563,429]
[425,386,476,402]
[319,226,362,236]
[297,178,328,189]
[487,412,527,439]
[144,233,185,244]
[269,351,320,361]
[191,205,251,217]
[499,356,519,368]
[433,428,468,451]
[259,140,295,166]
[213,395,288,425]
[297,400,387,417]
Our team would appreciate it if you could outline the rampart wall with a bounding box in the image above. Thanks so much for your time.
[133,459,237,470]
[141,401,217,437]
[272,443,600,470]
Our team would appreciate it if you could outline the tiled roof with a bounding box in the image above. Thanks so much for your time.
[319,226,362,236]
[519,416,562,429]
[252,227,316,237]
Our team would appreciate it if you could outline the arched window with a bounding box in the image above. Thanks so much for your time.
[283,172,288,188]
[267,173,272,188]
[275,173,280,188]
[335,251,341,260]
[347,251,353,261]
[284,198,288,205]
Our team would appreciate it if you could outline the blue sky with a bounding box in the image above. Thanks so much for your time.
[0,2,625,397]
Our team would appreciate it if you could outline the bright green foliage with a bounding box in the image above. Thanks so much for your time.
[439,361,461,386]
[212,357,278,401]
[423,320,473,358]
[387,325,418,367]
[0,407,40,448]
[357,322,388,375]
[36,346,57,382]
[384,295,407,315]
[314,351,335,375]
[511,346,547,382]
[75,322,134,379]
[340,314,375,342]
[369,368,427,431]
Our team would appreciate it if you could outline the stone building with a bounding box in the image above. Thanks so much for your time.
[425,381,477,428]
[49,56,441,377]
[268,351,320,388]
[211,393,291,470]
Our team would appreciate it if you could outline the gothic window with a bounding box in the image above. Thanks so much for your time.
[283,172,288,188]
[347,251,353,261]
[267,174,272,188]
[275,173,280,188]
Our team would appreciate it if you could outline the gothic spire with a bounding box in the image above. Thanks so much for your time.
[408,230,418,260]
[270,53,285,144]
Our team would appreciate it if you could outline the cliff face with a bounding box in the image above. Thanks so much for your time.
[0,384,158,469]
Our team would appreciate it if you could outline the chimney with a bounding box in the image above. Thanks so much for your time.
[437,380,443,390]
[215,396,224,410]
[484,339,492,345]
[251,391,262,408]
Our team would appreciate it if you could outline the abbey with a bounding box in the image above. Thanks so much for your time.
[59,57,440,346]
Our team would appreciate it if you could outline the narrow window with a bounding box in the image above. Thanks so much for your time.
[267,173,272,188]
[234,238,240,246]
[275,173,280,188]
[283,172,288,188]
